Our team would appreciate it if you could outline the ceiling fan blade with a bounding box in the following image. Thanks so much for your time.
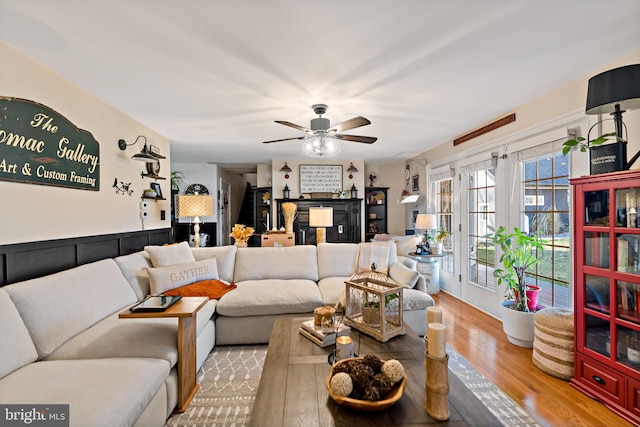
[275,120,312,133]
[262,136,305,144]
[333,134,377,144]
[328,116,371,133]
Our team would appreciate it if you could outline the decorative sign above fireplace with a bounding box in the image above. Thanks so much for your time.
[0,97,100,190]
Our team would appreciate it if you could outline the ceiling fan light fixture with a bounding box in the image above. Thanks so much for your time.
[301,134,341,158]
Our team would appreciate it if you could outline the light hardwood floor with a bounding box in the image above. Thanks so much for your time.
[433,292,634,427]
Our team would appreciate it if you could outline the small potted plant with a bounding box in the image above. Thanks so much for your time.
[229,223,254,247]
[335,189,348,199]
[362,294,398,327]
[262,192,271,205]
[143,188,157,198]
[374,192,385,204]
[431,227,450,255]
[485,225,544,347]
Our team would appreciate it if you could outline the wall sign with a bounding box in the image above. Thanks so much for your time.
[299,164,343,193]
[0,97,100,190]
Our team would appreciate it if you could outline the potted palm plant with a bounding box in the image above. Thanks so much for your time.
[486,225,544,348]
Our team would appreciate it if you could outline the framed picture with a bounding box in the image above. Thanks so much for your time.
[150,182,163,199]
[299,164,343,194]
[412,175,419,191]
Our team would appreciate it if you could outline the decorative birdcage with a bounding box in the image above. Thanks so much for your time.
[344,271,405,342]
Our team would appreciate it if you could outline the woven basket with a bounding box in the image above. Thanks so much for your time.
[532,307,574,380]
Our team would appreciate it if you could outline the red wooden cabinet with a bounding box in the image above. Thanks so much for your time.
[571,170,640,426]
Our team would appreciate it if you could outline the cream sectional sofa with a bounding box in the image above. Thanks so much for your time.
[0,240,433,427]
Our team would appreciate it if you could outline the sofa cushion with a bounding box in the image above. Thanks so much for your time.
[318,276,350,306]
[114,251,153,300]
[389,262,420,289]
[0,289,38,379]
[192,245,237,282]
[0,358,169,427]
[45,313,179,366]
[147,257,219,295]
[317,243,359,279]
[145,241,195,267]
[4,259,138,359]
[216,279,322,316]
[233,246,318,282]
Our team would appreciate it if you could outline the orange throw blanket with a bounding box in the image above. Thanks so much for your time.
[163,279,237,300]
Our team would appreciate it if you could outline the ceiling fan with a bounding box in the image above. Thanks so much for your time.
[262,104,377,157]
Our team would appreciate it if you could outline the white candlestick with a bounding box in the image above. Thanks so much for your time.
[427,306,443,326]
[428,323,446,358]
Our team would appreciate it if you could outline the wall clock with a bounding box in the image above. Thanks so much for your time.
[185,183,209,195]
[146,160,161,176]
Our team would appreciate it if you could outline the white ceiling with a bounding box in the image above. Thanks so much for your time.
[1,1,639,167]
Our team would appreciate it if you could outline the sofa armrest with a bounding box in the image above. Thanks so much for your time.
[397,255,417,270]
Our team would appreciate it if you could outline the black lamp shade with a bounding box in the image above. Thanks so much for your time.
[586,64,640,115]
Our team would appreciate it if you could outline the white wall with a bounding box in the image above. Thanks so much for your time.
[0,42,171,245]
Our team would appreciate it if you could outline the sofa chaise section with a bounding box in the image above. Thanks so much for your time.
[0,287,170,427]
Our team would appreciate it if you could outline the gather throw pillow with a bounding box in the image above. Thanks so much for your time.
[146,257,219,295]
[145,241,195,267]
[163,279,237,299]
[389,262,420,288]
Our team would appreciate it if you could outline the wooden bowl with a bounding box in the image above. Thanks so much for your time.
[325,357,407,411]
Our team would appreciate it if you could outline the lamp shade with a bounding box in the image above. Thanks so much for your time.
[176,195,213,218]
[308,207,333,227]
[586,64,640,115]
[415,213,437,230]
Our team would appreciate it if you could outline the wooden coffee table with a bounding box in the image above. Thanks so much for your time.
[119,296,208,413]
[249,317,500,426]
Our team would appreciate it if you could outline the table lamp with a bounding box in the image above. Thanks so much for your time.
[309,207,333,244]
[176,194,213,247]
[415,213,437,254]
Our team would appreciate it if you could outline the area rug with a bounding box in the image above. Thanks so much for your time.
[164,344,539,427]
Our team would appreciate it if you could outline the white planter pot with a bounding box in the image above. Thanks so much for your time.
[500,300,535,348]
[431,242,443,255]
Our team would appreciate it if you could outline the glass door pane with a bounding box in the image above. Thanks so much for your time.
[616,187,640,228]
[585,313,610,356]
[585,232,610,268]
[618,325,640,370]
[617,281,640,323]
[585,190,609,226]
[616,235,640,273]
[585,274,610,314]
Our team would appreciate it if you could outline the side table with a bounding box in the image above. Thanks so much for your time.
[408,252,446,294]
[119,296,208,413]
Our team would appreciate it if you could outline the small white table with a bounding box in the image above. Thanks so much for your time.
[408,252,446,294]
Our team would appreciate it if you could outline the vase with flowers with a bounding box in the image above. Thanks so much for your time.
[229,224,254,247]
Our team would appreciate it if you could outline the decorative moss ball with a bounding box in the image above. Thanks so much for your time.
[381,359,404,384]
[330,372,353,396]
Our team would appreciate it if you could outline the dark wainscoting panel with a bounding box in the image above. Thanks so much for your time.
[0,228,171,286]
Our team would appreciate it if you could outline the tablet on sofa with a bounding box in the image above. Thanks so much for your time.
[130,295,182,312]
